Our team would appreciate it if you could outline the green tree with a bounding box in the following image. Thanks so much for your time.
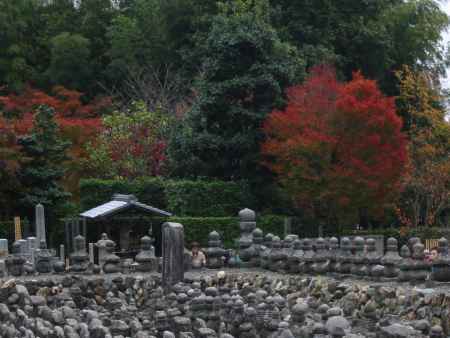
[85,101,170,179]
[47,32,92,91]
[169,0,303,180]
[0,0,47,91]
[18,105,71,220]
[269,0,449,93]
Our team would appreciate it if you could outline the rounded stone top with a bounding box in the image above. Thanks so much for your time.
[239,208,256,222]
[353,237,365,247]
[264,233,274,242]
[341,237,350,245]
[387,237,398,247]
[245,307,256,316]
[366,238,375,246]
[208,231,220,241]
[252,228,263,238]
[400,245,411,258]
[272,236,281,242]
[316,237,325,247]
[330,237,338,244]
[293,239,302,249]
[292,302,309,314]
[438,237,448,247]
[412,242,425,258]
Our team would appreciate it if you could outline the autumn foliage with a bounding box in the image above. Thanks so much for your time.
[262,66,409,223]
[0,85,112,203]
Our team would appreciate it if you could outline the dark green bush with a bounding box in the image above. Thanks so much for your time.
[79,178,167,211]
[165,179,255,217]
[79,178,255,217]
[151,214,286,248]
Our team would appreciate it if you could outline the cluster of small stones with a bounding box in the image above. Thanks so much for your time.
[0,272,449,338]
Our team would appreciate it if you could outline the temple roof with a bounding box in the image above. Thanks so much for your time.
[80,194,172,219]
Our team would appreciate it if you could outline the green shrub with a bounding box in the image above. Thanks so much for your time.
[165,214,286,248]
[79,178,255,217]
[79,178,167,211]
[165,179,255,217]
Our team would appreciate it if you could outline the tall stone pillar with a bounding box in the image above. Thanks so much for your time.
[35,204,46,246]
[162,222,184,288]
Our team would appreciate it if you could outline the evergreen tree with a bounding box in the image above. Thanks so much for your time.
[169,0,303,181]
[18,105,71,219]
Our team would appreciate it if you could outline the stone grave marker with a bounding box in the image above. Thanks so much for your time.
[162,222,184,287]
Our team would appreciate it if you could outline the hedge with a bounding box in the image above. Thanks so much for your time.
[79,178,255,217]
[150,215,287,248]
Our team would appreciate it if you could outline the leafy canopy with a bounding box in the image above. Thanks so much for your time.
[262,65,408,224]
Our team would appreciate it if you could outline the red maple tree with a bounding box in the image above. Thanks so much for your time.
[262,65,409,225]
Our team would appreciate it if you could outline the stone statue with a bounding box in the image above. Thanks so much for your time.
[397,245,413,282]
[248,228,264,267]
[328,237,339,273]
[238,209,256,267]
[102,239,121,273]
[5,241,26,276]
[268,236,286,272]
[365,238,383,277]
[287,239,303,273]
[350,237,366,276]
[35,239,52,274]
[410,242,429,283]
[96,233,110,268]
[260,234,273,269]
[335,237,352,274]
[298,238,314,274]
[311,237,330,274]
[135,235,158,272]
[432,237,450,282]
[380,237,402,278]
[69,235,90,274]
[206,231,226,269]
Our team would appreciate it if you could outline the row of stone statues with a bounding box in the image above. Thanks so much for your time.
[1,230,160,277]
[199,208,450,283]
[202,227,450,282]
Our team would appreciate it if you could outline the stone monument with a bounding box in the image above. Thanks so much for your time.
[397,245,413,282]
[311,237,330,274]
[135,235,158,272]
[5,241,26,276]
[96,233,110,268]
[69,235,90,273]
[260,233,273,269]
[287,239,303,273]
[35,239,53,273]
[328,237,339,273]
[298,238,314,274]
[162,222,185,287]
[365,238,383,277]
[380,237,402,278]
[35,203,46,246]
[102,239,121,273]
[0,238,7,277]
[350,237,366,276]
[206,231,226,269]
[335,237,352,274]
[238,208,256,267]
[268,236,287,272]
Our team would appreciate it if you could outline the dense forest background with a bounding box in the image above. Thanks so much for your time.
[0,0,449,238]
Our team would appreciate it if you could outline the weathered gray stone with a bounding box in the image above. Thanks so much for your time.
[162,222,185,287]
